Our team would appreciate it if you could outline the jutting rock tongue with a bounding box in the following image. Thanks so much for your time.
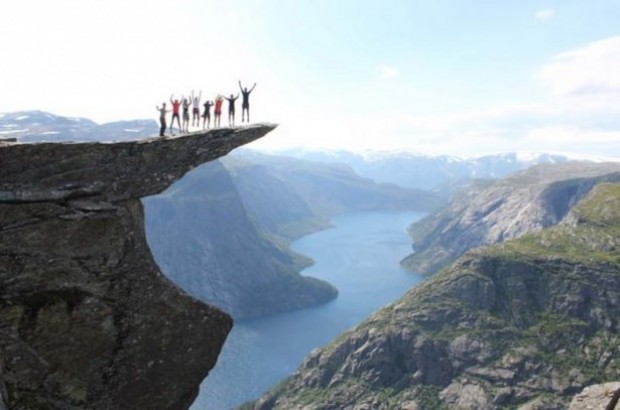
[0,125,277,409]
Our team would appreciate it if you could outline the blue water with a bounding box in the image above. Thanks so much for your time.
[191,211,426,410]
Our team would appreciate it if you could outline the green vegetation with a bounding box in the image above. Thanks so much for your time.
[487,183,620,266]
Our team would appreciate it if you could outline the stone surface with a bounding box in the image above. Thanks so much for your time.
[569,382,620,410]
[0,125,276,409]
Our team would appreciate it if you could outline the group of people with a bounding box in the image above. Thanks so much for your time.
[156,81,257,137]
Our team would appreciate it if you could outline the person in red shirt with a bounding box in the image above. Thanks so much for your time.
[169,94,183,135]
[214,95,224,128]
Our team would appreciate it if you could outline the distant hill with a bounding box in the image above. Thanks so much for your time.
[250,182,620,409]
[0,110,158,142]
[223,150,444,242]
[274,148,618,195]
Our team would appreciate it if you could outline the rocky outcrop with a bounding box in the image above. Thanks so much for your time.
[0,125,275,409]
[250,183,620,409]
[569,382,620,409]
[402,162,620,275]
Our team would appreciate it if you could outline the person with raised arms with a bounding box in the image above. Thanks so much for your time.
[191,90,202,128]
[202,99,213,129]
[239,80,256,123]
[225,93,240,127]
[214,95,224,128]
[169,94,183,135]
[182,96,191,133]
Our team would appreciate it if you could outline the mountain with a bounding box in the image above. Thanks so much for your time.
[0,110,158,142]
[402,162,620,275]
[222,151,444,242]
[145,153,442,319]
[275,148,618,194]
[144,161,338,319]
[0,125,274,409]
[249,182,620,409]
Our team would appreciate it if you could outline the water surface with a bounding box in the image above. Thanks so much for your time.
[192,211,425,409]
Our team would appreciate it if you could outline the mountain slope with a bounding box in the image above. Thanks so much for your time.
[402,162,620,275]
[250,182,620,409]
[223,151,444,242]
[144,161,337,319]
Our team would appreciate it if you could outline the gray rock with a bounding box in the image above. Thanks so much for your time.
[568,382,620,410]
[0,125,276,409]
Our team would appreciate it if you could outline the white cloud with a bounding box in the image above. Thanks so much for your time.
[291,36,620,157]
[376,64,400,79]
[537,35,620,97]
[534,8,555,22]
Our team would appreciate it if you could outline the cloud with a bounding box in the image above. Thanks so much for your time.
[376,64,399,79]
[324,36,620,157]
[534,8,555,22]
[537,35,620,97]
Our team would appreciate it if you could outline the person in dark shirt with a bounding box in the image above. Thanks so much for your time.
[225,93,239,127]
[156,103,170,137]
[239,81,257,123]
[202,100,213,129]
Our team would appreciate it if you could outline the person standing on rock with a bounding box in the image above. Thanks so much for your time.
[169,94,183,135]
[214,95,224,128]
[155,103,170,137]
[202,100,213,129]
[225,93,239,127]
[239,81,256,123]
[182,97,191,133]
[191,90,202,128]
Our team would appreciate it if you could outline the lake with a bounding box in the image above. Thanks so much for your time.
[191,211,426,410]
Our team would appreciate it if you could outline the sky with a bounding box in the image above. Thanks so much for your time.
[1,0,620,157]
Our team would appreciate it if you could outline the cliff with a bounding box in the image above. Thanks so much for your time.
[0,124,276,409]
[250,182,620,409]
[402,162,620,275]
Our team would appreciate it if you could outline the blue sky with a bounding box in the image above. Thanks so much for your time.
[1,0,619,157]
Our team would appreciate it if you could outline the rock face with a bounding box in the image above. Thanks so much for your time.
[0,125,275,409]
[569,382,620,410]
[250,183,620,409]
[402,162,620,275]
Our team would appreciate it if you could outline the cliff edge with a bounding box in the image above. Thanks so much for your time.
[0,125,276,409]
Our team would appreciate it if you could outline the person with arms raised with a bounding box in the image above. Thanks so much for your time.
[239,80,256,123]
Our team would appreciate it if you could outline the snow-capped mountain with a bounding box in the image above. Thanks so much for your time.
[265,148,619,193]
[0,110,158,142]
